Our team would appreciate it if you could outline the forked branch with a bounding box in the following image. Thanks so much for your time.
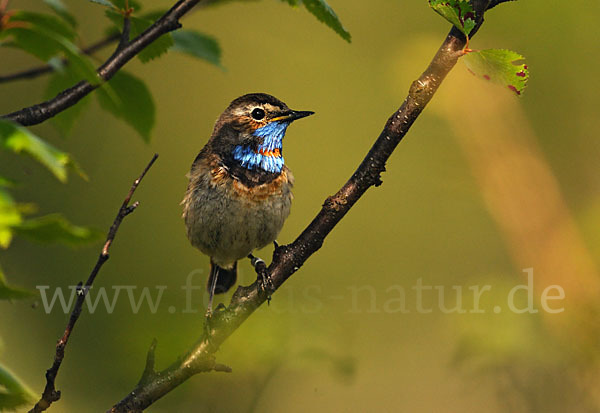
[1,0,204,126]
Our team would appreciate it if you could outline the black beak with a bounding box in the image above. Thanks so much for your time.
[282,110,315,122]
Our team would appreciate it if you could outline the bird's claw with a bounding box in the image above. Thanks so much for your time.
[258,271,274,297]
[248,254,273,301]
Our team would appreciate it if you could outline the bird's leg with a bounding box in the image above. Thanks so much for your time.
[248,253,273,300]
[205,265,219,319]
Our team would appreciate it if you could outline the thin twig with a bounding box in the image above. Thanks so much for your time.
[115,15,131,54]
[0,34,119,84]
[138,339,158,386]
[108,1,511,411]
[2,0,204,126]
[29,154,158,413]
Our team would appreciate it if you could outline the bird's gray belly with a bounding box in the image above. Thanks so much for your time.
[184,177,292,267]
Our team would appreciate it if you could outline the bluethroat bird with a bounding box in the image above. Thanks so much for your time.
[182,93,314,315]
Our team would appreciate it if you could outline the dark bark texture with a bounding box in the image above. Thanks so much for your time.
[110,1,512,411]
[7,0,518,411]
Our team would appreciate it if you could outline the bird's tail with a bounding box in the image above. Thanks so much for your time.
[208,261,237,294]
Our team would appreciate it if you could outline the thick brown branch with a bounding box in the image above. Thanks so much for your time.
[108,1,512,411]
[29,154,158,413]
[112,21,471,413]
[2,0,203,126]
[0,34,119,84]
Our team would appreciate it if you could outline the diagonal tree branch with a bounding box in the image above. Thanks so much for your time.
[1,0,204,126]
[29,154,158,413]
[108,1,511,411]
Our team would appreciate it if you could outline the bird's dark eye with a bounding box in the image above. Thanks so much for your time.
[251,108,265,120]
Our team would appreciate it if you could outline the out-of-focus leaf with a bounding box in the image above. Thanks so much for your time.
[301,0,351,43]
[111,0,143,11]
[428,0,476,37]
[41,30,98,84]
[0,267,36,300]
[45,69,93,134]
[298,347,356,382]
[172,30,222,67]
[138,10,167,25]
[14,214,101,247]
[9,10,77,41]
[202,0,260,6]
[96,71,155,142]
[463,49,529,96]
[280,0,301,6]
[1,27,62,61]
[88,0,116,8]
[44,0,78,28]
[0,189,21,249]
[0,363,37,409]
[0,119,81,182]
[1,27,98,83]
[0,177,15,188]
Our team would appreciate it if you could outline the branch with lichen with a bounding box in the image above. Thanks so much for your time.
[107,1,511,411]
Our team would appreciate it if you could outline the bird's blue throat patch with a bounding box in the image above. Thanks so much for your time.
[232,121,289,174]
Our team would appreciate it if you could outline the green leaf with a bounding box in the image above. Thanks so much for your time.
[104,10,173,63]
[0,18,94,84]
[171,30,222,67]
[1,27,63,61]
[281,0,301,5]
[428,0,476,37]
[300,0,351,42]
[96,71,155,142]
[45,69,93,134]
[34,28,99,84]
[14,214,102,247]
[88,0,116,8]
[0,266,36,300]
[0,120,80,182]
[0,363,37,409]
[200,0,260,6]
[0,177,16,188]
[463,48,529,96]
[1,27,99,84]
[131,17,173,62]
[44,0,78,27]
[9,11,77,41]
[0,189,21,249]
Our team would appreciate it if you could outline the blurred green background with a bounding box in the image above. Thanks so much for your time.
[2,0,600,411]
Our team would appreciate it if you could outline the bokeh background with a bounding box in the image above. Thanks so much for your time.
[2,0,600,411]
